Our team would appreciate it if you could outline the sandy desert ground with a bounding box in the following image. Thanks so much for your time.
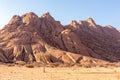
[0,64,120,80]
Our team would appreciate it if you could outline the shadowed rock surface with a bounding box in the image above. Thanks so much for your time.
[0,12,120,64]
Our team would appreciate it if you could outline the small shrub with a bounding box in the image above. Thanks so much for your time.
[25,64,34,68]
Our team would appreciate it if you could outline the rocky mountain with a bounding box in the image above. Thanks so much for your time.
[0,12,120,64]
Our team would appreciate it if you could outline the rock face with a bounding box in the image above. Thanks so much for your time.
[0,12,120,64]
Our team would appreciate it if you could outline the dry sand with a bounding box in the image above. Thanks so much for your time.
[0,65,120,80]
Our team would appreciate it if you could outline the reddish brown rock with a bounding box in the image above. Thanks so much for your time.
[0,12,120,64]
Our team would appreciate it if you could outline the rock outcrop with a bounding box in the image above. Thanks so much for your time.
[0,12,120,64]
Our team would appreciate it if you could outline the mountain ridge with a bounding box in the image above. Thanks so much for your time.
[0,12,120,64]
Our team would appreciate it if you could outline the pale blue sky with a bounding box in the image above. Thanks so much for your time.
[0,0,120,30]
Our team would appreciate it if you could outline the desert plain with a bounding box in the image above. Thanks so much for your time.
[0,64,120,80]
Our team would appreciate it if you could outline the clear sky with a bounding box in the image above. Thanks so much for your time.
[0,0,120,30]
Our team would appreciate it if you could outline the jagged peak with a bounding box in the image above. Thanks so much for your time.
[22,12,38,17]
[8,12,38,25]
[21,12,39,25]
[41,12,52,18]
[12,15,21,19]
[21,12,39,20]
[70,20,78,25]
[69,20,80,29]
[86,18,96,26]
[78,18,96,26]
[40,12,55,21]
[41,12,50,17]
[87,18,95,23]
[8,15,21,25]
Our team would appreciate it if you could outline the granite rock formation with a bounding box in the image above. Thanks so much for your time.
[0,12,120,64]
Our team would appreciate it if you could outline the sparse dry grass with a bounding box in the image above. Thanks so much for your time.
[0,62,120,80]
[0,64,120,80]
